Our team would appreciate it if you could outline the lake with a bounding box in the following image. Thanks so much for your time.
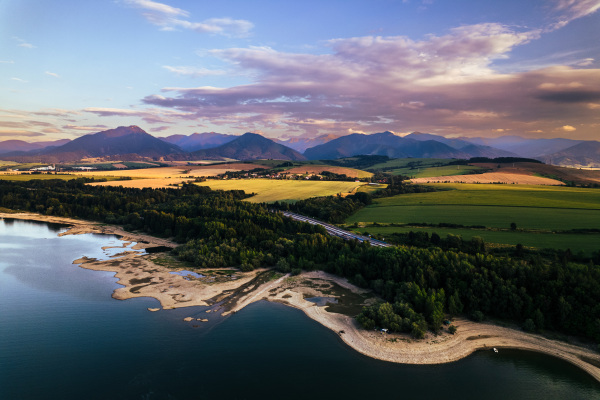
[1,218,599,399]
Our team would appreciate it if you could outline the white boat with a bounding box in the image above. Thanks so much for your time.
[493,348,498,353]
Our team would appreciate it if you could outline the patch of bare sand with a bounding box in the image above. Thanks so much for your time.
[411,172,565,185]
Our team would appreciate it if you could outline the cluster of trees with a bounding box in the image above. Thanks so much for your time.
[276,192,373,224]
[366,230,486,255]
[1,178,599,343]
[448,157,542,165]
[276,175,435,224]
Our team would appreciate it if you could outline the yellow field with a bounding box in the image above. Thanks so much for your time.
[284,165,372,179]
[410,172,565,185]
[74,163,265,179]
[78,163,269,189]
[87,178,185,189]
[195,179,365,203]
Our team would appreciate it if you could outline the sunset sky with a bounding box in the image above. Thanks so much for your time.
[1,0,599,142]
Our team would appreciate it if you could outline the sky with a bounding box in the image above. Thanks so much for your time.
[1,0,599,142]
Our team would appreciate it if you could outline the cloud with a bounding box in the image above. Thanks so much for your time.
[162,65,226,77]
[31,108,80,117]
[576,58,595,67]
[125,0,253,37]
[13,37,35,48]
[0,60,14,64]
[83,106,194,124]
[45,71,60,78]
[62,124,108,131]
[0,129,44,137]
[149,126,170,132]
[562,125,577,131]
[537,89,600,103]
[550,0,600,30]
[10,77,28,83]
[136,23,600,138]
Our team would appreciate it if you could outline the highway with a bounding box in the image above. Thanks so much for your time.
[280,211,392,248]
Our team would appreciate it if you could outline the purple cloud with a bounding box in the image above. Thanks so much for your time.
[139,23,600,138]
[124,0,253,37]
[83,107,194,125]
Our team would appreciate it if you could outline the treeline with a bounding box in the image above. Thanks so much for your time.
[322,155,391,170]
[1,179,599,343]
[449,157,543,165]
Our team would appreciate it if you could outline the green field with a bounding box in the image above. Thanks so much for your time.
[195,179,364,203]
[366,158,485,177]
[0,162,46,171]
[346,183,600,254]
[348,184,600,229]
[351,225,600,255]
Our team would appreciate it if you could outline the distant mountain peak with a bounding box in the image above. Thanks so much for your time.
[99,125,146,138]
[190,132,306,161]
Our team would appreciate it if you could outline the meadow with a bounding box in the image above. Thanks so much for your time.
[351,225,600,255]
[195,179,364,203]
[346,183,600,254]
[283,165,372,178]
[366,158,485,177]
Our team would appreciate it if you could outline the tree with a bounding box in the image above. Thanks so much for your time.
[523,318,535,332]
[448,325,457,334]
[411,320,427,339]
[510,222,517,231]
[448,292,464,316]
[533,309,545,331]
[471,310,485,322]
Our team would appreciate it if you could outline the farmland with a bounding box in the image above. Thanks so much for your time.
[195,179,365,203]
[77,163,269,189]
[283,165,372,178]
[77,163,267,179]
[346,183,600,254]
[365,158,485,178]
[0,173,124,182]
[351,225,600,255]
[410,172,565,185]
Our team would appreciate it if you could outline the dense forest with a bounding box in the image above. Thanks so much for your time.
[1,178,599,343]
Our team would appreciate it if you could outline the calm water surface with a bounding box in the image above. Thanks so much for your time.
[1,218,599,400]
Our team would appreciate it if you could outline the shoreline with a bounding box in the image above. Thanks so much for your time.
[3,212,600,382]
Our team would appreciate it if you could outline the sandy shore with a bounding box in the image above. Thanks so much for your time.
[0,212,176,250]
[3,212,600,381]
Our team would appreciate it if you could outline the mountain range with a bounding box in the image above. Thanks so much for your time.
[1,126,598,167]
[160,132,237,152]
[0,139,70,155]
[188,132,306,161]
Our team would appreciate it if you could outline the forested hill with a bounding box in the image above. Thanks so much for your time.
[1,179,599,343]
